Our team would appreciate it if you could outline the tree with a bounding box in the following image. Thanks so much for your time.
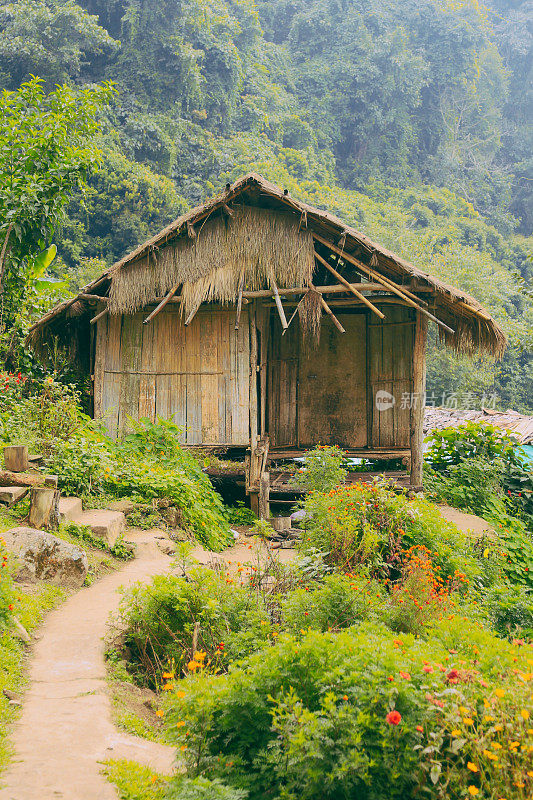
[0,0,117,87]
[0,76,113,358]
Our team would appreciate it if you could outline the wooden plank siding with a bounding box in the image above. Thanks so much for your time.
[369,306,414,448]
[94,306,250,444]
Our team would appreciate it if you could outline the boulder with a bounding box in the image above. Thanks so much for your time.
[2,526,88,588]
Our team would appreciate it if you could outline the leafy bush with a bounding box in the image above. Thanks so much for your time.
[165,777,247,800]
[485,583,533,639]
[292,445,348,493]
[224,503,256,526]
[162,620,533,800]
[281,573,384,634]
[425,422,515,470]
[114,567,271,687]
[300,482,480,583]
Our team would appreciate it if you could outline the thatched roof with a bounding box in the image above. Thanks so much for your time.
[28,172,506,358]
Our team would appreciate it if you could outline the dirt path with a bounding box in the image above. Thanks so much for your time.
[0,538,176,800]
[0,530,296,800]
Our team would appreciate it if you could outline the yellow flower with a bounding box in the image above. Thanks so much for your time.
[194,651,206,662]
[180,745,187,751]
[483,715,495,722]
[491,742,502,750]
[451,730,461,736]
[527,771,533,778]
[460,706,469,714]
[483,548,489,557]
[162,683,174,691]
[272,631,278,638]
[162,672,174,679]
[156,709,164,717]
[494,689,505,699]
[494,724,503,732]
[520,709,530,720]
[176,721,185,728]
[463,718,474,726]
[175,690,185,699]
[467,762,478,773]
[187,660,200,672]
[468,787,479,796]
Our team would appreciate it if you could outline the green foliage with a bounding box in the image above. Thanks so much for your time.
[485,582,533,639]
[293,445,347,494]
[223,502,256,526]
[165,777,247,800]
[425,422,516,470]
[300,482,479,582]
[162,620,532,800]
[115,567,271,687]
[0,536,14,630]
[0,76,113,330]
[103,759,168,800]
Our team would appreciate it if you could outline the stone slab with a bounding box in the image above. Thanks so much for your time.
[0,486,28,507]
[1,526,88,588]
[58,496,83,523]
[75,510,126,546]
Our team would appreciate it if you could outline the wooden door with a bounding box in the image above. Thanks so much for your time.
[267,316,299,447]
[298,313,367,448]
[94,306,250,444]
[369,305,414,448]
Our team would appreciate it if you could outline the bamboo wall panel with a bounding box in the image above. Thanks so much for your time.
[369,306,414,448]
[298,314,367,448]
[95,306,249,444]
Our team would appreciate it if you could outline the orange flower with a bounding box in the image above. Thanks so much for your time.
[386,710,401,725]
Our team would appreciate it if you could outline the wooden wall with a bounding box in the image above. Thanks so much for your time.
[94,305,250,443]
[267,305,414,450]
[368,305,414,448]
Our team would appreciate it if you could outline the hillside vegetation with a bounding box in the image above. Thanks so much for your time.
[0,0,531,408]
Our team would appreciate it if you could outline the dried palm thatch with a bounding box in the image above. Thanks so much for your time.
[298,288,322,348]
[109,205,314,318]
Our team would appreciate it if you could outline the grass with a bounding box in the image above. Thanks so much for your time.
[106,659,169,744]
[0,580,64,772]
[103,759,169,800]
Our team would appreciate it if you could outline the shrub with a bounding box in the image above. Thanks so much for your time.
[300,482,480,583]
[162,621,533,800]
[0,537,14,631]
[485,583,533,639]
[165,777,247,800]
[292,445,348,493]
[425,422,515,470]
[114,567,271,687]
[281,573,384,634]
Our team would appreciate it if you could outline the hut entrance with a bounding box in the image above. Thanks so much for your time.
[267,311,368,449]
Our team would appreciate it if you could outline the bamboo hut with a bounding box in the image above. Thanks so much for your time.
[28,173,506,516]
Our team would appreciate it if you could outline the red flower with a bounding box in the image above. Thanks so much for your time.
[416,725,424,732]
[446,669,459,683]
[399,671,411,681]
[8,604,13,611]
[386,710,401,725]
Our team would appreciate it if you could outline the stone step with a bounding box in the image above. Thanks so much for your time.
[0,486,28,507]
[58,496,83,523]
[74,509,126,546]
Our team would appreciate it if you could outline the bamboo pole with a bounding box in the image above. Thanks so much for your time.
[270,276,288,329]
[234,272,245,330]
[90,307,109,325]
[283,292,309,334]
[313,233,454,335]
[314,250,385,320]
[184,299,203,326]
[320,295,346,333]
[143,281,181,324]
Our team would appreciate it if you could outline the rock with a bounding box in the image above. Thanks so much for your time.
[57,496,83,523]
[290,509,306,524]
[2,526,88,588]
[0,487,28,507]
[156,539,175,556]
[74,510,126,546]
[12,615,31,643]
[161,506,179,527]
[3,689,20,702]
[107,499,137,515]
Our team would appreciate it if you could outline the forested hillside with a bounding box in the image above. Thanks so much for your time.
[0,0,531,408]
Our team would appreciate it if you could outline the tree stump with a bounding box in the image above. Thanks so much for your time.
[4,446,28,473]
[28,487,58,530]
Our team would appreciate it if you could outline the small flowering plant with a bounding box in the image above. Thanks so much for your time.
[0,537,15,630]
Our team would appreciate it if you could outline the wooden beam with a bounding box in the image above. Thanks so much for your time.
[313,233,454,335]
[320,296,345,333]
[270,276,288,329]
[314,250,385,319]
[90,307,108,325]
[410,311,427,488]
[184,299,203,326]
[243,282,382,298]
[234,272,245,330]
[79,293,108,302]
[249,302,259,451]
[283,291,309,334]
[143,281,180,324]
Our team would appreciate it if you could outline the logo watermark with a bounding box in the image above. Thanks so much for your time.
[375,390,498,411]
